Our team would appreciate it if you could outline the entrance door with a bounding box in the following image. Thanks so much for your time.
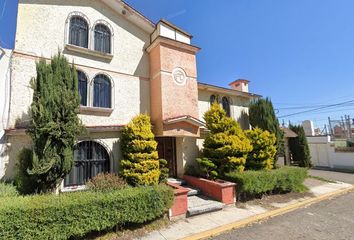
[156,137,177,178]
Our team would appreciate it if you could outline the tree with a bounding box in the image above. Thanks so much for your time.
[120,114,161,186]
[26,53,84,193]
[245,127,277,170]
[249,98,284,161]
[288,124,312,168]
[203,103,252,174]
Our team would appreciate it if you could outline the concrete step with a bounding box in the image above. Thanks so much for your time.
[187,195,224,217]
[184,185,202,196]
[167,178,186,186]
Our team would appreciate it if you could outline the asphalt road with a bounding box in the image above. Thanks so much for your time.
[309,169,354,184]
[210,170,354,240]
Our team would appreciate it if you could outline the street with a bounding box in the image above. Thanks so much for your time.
[210,170,354,240]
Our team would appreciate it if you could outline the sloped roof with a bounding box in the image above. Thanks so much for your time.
[281,127,298,138]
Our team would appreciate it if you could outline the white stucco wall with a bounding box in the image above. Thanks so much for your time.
[9,0,152,128]
[308,136,354,170]
[16,0,150,77]
[198,89,250,129]
[0,49,12,179]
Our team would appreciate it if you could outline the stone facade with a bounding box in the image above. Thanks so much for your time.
[1,0,260,184]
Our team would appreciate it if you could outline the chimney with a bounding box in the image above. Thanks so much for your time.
[229,79,250,93]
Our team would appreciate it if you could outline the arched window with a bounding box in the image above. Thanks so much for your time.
[69,16,89,48]
[222,96,231,117]
[210,95,217,105]
[64,141,110,186]
[77,70,87,106]
[94,24,111,54]
[93,74,111,108]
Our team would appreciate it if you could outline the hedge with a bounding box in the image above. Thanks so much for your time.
[0,182,19,198]
[0,185,173,240]
[223,167,308,199]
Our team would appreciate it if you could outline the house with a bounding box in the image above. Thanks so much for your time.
[0,0,260,190]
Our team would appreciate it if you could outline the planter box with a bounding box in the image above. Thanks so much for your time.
[183,175,236,205]
[167,182,189,220]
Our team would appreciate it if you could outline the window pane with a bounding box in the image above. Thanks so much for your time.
[77,71,87,106]
[69,16,88,48]
[94,24,111,54]
[64,141,110,187]
[210,95,216,104]
[222,97,231,117]
[93,74,111,108]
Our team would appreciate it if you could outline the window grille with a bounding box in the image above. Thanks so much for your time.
[69,16,89,48]
[93,74,111,108]
[64,141,110,187]
[94,24,111,54]
[77,70,87,106]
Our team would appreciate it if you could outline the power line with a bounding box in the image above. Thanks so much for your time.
[278,99,354,118]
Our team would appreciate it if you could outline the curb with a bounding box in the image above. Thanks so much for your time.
[181,185,354,240]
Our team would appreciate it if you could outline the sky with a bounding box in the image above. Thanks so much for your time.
[1,0,354,131]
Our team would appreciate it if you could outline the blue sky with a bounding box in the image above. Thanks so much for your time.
[1,0,354,130]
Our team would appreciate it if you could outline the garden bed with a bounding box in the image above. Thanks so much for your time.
[223,166,308,201]
[183,175,236,204]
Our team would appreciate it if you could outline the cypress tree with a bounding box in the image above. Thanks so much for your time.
[26,53,84,192]
[288,124,312,167]
[203,103,252,174]
[249,98,284,161]
[120,114,160,186]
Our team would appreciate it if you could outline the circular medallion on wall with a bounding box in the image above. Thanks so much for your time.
[172,67,187,86]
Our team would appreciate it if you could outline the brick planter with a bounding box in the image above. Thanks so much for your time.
[183,175,236,205]
[167,182,189,220]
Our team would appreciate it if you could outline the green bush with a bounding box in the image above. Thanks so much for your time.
[159,159,169,184]
[121,114,161,186]
[223,167,308,200]
[245,127,277,170]
[203,103,252,174]
[86,173,127,191]
[15,148,39,195]
[0,182,19,198]
[196,157,218,180]
[0,185,173,240]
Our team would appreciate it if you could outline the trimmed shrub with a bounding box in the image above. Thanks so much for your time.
[245,127,277,170]
[196,157,218,180]
[159,159,169,184]
[0,182,19,198]
[0,185,173,240]
[121,114,160,186]
[223,167,308,200]
[86,173,127,191]
[203,103,252,174]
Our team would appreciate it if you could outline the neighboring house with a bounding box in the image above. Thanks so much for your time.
[1,0,260,190]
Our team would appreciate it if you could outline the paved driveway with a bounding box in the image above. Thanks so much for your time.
[210,190,354,240]
[309,169,354,184]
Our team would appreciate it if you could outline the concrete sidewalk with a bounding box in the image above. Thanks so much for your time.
[138,181,353,240]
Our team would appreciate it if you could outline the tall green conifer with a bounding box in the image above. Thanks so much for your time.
[288,124,312,167]
[249,98,284,161]
[26,53,84,192]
